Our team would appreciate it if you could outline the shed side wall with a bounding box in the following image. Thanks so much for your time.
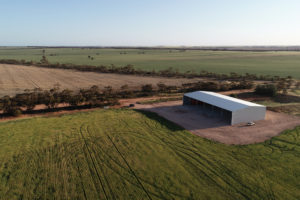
[231,106,266,125]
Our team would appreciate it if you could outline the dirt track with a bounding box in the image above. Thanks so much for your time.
[133,101,300,145]
[0,64,202,97]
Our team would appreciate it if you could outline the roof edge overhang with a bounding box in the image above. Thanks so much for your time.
[184,91,265,112]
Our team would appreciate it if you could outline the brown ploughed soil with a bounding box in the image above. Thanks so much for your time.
[0,64,202,97]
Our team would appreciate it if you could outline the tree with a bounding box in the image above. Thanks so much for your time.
[120,84,129,91]
[255,84,277,97]
[141,84,153,94]
[102,86,113,99]
[60,89,73,104]
[230,93,238,98]
[42,85,61,109]
[20,93,36,111]
[220,84,231,91]
[276,78,292,95]
[1,96,22,116]
[88,85,100,105]
[40,55,49,64]
[68,94,84,106]
[295,81,300,89]
[42,91,55,109]
[157,82,167,92]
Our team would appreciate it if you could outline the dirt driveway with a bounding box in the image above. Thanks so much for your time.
[133,101,300,145]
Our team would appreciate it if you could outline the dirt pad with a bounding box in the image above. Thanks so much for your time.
[135,101,300,145]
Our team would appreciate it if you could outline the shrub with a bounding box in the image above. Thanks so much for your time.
[141,84,153,93]
[255,84,277,97]
[10,108,22,117]
[230,93,238,98]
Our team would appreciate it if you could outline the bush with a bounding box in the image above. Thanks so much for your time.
[6,107,22,116]
[255,84,277,97]
[230,93,238,98]
[141,84,153,94]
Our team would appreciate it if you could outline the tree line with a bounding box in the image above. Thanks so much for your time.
[0,80,254,116]
[0,85,119,116]
[0,58,293,82]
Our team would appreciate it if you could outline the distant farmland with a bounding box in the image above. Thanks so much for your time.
[1,47,300,78]
[0,64,201,97]
[0,109,299,199]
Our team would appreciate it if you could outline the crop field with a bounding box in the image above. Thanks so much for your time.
[0,64,200,97]
[1,47,300,78]
[0,109,299,199]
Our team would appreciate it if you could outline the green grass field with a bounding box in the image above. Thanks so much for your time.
[0,109,299,199]
[1,47,300,78]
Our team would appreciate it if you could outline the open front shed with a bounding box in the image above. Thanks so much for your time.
[183,91,266,125]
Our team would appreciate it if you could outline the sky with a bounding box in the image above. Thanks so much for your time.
[1,0,300,46]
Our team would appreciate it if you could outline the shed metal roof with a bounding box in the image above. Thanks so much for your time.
[184,91,265,112]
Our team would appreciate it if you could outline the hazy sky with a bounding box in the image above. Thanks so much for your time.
[1,0,300,46]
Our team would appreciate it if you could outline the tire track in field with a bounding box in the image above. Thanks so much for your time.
[75,159,88,200]
[86,125,116,200]
[104,133,153,200]
[169,143,255,199]
[140,118,257,200]
[60,142,76,199]
[79,125,108,200]
[99,117,203,199]
[104,115,258,199]
[4,65,17,85]
[6,137,182,200]
[2,65,18,92]
[19,67,40,88]
[248,153,276,200]
[86,121,154,199]
[88,143,152,199]
[88,135,188,200]
[165,145,252,199]
[121,125,259,199]
[85,113,273,199]
[272,138,300,147]
[96,143,184,199]
[87,128,150,199]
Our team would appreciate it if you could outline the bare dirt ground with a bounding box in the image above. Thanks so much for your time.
[0,64,202,97]
[133,101,300,145]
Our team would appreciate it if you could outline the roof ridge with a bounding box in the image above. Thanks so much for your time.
[184,91,265,112]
